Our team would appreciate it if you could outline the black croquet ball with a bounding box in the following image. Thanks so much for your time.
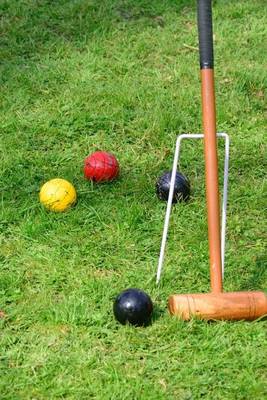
[113,288,153,326]
[156,170,190,203]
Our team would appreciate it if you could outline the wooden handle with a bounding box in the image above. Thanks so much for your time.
[201,69,223,293]
[197,0,222,293]
[169,291,267,321]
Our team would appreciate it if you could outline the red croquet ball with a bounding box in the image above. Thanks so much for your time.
[84,151,119,182]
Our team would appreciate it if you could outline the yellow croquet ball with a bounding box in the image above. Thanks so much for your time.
[39,178,77,212]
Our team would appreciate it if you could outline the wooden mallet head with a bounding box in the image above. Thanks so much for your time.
[169,292,267,321]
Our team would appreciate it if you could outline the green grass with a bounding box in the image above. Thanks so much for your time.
[0,0,266,398]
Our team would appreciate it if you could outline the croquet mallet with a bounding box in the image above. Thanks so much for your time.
[169,0,267,321]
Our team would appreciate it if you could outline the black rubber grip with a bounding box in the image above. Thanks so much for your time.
[197,0,214,69]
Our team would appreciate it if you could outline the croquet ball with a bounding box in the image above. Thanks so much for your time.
[84,151,119,182]
[39,178,77,212]
[113,288,153,326]
[156,170,190,203]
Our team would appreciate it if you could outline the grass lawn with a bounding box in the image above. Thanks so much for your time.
[0,0,266,398]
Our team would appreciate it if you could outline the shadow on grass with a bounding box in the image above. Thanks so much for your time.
[151,303,166,323]
[1,0,195,62]
[240,254,267,291]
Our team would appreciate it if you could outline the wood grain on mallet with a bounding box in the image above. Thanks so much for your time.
[168,291,267,321]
